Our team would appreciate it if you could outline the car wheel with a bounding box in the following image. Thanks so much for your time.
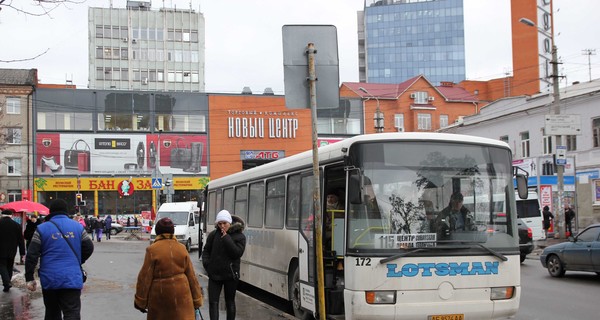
[520,254,526,263]
[186,239,191,252]
[546,254,566,277]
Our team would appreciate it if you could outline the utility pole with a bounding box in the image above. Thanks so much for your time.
[582,49,596,82]
[551,43,566,239]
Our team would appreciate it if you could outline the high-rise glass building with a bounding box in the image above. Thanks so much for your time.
[358,0,465,85]
[89,1,205,91]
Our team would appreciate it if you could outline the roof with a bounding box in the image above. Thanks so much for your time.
[342,75,478,102]
[0,69,37,86]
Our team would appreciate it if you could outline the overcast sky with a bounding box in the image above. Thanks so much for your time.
[1,0,598,94]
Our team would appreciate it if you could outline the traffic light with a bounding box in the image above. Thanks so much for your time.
[164,179,172,187]
[75,193,82,205]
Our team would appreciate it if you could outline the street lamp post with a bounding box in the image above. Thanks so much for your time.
[520,16,566,239]
[359,87,384,133]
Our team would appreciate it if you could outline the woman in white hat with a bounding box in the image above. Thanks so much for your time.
[202,210,246,320]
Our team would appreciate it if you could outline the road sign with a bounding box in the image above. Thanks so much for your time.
[544,114,581,135]
[556,146,567,165]
[151,178,163,189]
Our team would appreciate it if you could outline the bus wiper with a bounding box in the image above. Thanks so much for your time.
[437,240,507,261]
[380,248,427,264]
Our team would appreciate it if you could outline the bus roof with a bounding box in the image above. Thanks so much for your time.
[207,132,510,189]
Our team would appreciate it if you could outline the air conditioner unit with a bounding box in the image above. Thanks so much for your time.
[397,127,404,132]
[428,96,435,101]
[142,78,148,85]
[410,93,416,99]
[122,37,128,42]
[132,38,138,44]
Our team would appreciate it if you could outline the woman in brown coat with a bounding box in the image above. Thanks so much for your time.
[134,218,203,319]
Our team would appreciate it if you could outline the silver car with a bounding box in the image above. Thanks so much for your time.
[540,224,600,277]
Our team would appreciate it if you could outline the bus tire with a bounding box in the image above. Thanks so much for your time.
[290,267,312,320]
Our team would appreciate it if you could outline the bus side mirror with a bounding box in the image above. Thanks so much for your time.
[516,174,528,199]
[348,173,363,205]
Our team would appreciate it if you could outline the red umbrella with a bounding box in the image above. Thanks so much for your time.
[0,200,49,215]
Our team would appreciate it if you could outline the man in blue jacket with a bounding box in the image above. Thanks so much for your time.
[25,199,94,319]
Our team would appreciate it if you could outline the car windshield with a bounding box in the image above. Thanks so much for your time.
[346,141,517,253]
[156,212,188,225]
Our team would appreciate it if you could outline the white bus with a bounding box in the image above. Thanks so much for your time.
[203,133,527,320]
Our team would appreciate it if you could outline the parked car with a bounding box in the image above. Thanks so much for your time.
[110,223,124,235]
[518,219,534,263]
[540,223,600,277]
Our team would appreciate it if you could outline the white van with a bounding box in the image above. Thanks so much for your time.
[150,201,202,251]
[516,190,545,241]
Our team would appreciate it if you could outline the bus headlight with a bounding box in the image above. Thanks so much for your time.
[366,291,396,304]
[490,286,515,300]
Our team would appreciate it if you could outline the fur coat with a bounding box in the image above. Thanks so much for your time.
[135,234,203,320]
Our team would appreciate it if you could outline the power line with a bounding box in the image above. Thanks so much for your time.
[582,49,597,82]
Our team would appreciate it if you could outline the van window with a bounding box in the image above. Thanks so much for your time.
[156,211,189,225]
[516,199,541,219]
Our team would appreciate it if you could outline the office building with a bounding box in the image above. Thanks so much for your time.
[358,0,465,85]
[88,1,205,91]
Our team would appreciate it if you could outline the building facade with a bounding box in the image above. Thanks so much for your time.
[88,1,205,92]
[358,0,466,85]
[0,69,37,205]
[439,79,600,229]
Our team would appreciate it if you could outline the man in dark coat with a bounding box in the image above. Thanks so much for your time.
[202,210,246,320]
[24,214,42,249]
[0,209,26,292]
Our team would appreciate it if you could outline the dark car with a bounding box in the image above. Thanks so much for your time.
[518,219,534,263]
[540,223,600,277]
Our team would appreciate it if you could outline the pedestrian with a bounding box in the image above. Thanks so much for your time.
[202,210,246,320]
[88,215,97,239]
[134,217,203,319]
[94,217,104,242]
[0,209,26,292]
[127,216,131,227]
[565,205,576,236]
[134,216,138,227]
[25,198,94,319]
[542,205,554,238]
[104,215,113,240]
[23,213,42,249]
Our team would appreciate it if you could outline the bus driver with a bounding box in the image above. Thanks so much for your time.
[434,192,476,238]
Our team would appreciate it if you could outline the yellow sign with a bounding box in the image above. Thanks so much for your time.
[34,177,210,192]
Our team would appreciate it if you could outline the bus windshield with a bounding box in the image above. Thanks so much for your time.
[347,141,516,253]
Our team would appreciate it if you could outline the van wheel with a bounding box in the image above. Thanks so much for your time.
[289,267,312,320]
[186,239,192,252]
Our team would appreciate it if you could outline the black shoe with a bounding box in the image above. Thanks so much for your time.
[3,285,11,292]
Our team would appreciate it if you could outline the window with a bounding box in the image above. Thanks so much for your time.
[248,182,264,227]
[417,113,431,130]
[223,188,234,214]
[413,91,428,104]
[265,178,285,228]
[6,97,20,114]
[6,128,21,144]
[593,118,600,148]
[499,135,509,144]
[287,174,301,229]
[394,114,404,131]
[520,131,530,157]
[7,190,21,202]
[565,135,577,151]
[234,185,248,223]
[7,158,21,176]
[543,135,553,155]
[439,114,449,128]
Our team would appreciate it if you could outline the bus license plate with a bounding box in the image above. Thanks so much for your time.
[429,314,464,320]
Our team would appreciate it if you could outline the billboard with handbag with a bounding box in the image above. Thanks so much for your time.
[170,139,192,169]
[64,139,91,172]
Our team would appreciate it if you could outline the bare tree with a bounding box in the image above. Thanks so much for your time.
[0,0,86,17]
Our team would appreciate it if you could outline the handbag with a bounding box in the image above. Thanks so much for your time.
[64,139,91,171]
[48,220,87,283]
[170,138,192,169]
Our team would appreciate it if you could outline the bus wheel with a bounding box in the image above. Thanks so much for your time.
[290,267,312,320]
[186,239,192,252]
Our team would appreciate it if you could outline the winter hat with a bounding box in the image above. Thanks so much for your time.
[215,210,232,224]
[1,209,14,216]
[155,217,175,235]
[49,199,68,213]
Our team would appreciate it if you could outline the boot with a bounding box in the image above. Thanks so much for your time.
[184,142,203,173]
[225,302,236,320]
[137,141,145,169]
[209,302,219,320]
[148,141,156,168]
